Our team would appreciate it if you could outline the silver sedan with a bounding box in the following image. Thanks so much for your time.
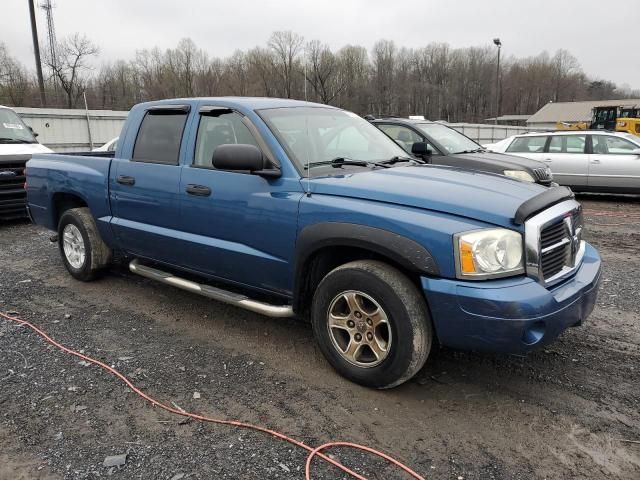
[487,131,640,193]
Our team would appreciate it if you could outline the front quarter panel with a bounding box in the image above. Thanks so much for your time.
[298,193,498,280]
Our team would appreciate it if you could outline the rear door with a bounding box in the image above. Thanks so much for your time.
[110,105,189,264]
[541,134,589,189]
[589,134,640,191]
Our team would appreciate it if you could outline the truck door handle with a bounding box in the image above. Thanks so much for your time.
[185,184,211,197]
[116,175,135,186]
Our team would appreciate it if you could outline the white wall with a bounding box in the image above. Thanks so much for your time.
[446,123,548,144]
[14,107,128,152]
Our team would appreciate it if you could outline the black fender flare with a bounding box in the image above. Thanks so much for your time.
[293,222,439,310]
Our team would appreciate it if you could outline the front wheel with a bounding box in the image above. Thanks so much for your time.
[311,260,432,389]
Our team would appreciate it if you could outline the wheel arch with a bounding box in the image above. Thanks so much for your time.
[293,223,439,315]
[51,191,89,228]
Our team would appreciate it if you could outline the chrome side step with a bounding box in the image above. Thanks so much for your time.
[129,259,294,318]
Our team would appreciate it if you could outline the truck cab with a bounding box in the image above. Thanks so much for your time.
[26,98,601,389]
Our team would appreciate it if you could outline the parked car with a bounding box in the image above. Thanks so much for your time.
[370,117,554,186]
[26,98,601,389]
[92,137,119,152]
[0,105,52,220]
[487,131,640,193]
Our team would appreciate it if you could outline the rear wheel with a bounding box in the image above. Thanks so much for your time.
[58,207,112,281]
[311,260,432,389]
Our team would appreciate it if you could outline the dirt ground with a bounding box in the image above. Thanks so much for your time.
[0,193,639,480]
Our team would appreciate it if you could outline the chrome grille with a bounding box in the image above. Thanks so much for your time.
[0,157,28,219]
[532,167,552,183]
[525,200,585,286]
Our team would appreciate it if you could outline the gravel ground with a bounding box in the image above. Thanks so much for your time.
[0,193,639,480]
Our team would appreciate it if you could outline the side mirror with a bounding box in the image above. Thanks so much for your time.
[411,142,432,157]
[212,144,265,172]
[28,126,39,138]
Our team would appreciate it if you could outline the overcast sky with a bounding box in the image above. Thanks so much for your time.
[3,0,639,90]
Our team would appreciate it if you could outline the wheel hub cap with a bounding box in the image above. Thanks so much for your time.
[62,224,86,269]
[327,290,392,368]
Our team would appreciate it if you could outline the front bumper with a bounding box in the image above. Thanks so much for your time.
[421,242,601,353]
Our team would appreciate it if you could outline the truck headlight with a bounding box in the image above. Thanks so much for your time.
[454,228,524,279]
[504,170,535,182]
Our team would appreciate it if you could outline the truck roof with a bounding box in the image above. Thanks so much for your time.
[136,97,335,112]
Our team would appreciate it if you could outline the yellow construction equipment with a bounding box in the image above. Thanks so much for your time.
[556,104,640,136]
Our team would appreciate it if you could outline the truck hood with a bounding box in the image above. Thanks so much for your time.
[451,150,547,170]
[0,143,52,155]
[308,165,546,228]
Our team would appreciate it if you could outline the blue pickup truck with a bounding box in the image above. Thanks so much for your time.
[26,98,602,388]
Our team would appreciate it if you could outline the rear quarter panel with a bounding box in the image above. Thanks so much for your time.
[26,154,115,243]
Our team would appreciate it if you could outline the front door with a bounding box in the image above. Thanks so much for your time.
[589,134,640,191]
[178,106,302,296]
[110,106,189,265]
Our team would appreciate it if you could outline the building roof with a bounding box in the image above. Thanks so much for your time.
[527,99,640,124]
[485,114,531,122]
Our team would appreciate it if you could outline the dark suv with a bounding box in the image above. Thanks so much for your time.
[370,117,554,186]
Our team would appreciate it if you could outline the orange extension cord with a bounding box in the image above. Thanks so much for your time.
[0,311,425,480]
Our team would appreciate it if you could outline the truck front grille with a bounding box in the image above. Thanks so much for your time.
[525,200,584,286]
[0,157,28,219]
[532,167,552,184]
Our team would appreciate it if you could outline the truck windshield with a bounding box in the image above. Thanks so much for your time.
[0,108,37,144]
[259,107,407,173]
[415,123,480,154]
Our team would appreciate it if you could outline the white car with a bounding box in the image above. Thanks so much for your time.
[93,137,119,152]
[486,131,640,193]
[0,105,53,156]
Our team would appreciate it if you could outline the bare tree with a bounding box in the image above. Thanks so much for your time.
[45,33,99,108]
[305,40,345,105]
[268,31,304,98]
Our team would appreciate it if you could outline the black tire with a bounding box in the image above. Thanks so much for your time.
[57,207,112,281]
[311,260,432,389]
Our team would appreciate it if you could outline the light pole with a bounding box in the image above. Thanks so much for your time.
[28,0,46,106]
[493,38,502,125]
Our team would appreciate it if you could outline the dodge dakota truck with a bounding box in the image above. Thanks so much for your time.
[26,98,602,389]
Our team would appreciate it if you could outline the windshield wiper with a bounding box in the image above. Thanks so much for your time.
[455,148,486,154]
[379,155,426,165]
[304,157,391,169]
[0,137,34,144]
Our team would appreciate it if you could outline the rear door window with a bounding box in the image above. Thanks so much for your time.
[506,136,547,153]
[132,111,188,164]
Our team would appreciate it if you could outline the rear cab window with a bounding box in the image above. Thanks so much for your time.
[132,109,189,164]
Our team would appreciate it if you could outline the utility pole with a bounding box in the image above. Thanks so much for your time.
[28,0,46,106]
[493,38,502,125]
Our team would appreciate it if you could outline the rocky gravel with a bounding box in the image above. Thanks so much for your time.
[0,193,639,479]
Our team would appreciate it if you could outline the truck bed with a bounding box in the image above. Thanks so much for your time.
[26,152,114,231]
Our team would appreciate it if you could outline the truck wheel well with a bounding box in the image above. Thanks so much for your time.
[294,246,422,317]
[52,193,87,226]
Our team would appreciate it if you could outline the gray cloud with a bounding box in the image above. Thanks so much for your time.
[3,0,638,89]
